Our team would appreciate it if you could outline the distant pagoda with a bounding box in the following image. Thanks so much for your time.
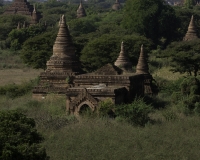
[77,0,86,18]
[30,4,38,25]
[112,0,122,11]
[4,0,34,15]
[183,15,198,41]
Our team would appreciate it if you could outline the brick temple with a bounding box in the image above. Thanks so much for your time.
[33,15,156,115]
[4,0,34,15]
[4,0,41,25]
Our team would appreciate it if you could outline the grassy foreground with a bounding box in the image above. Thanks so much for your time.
[0,93,200,160]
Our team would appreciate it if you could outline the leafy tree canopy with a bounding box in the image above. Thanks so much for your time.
[122,0,179,45]
[21,30,57,69]
[0,110,47,160]
[68,16,98,36]
[162,40,200,76]
[0,15,29,41]
[8,25,47,51]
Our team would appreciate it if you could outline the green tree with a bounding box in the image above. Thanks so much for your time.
[122,0,179,45]
[0,110,47,160]
[0,15,28,41]
[184,0,196,8]
[21,30,57,69]
[115,98,152,126]
[69,17,98,36]
[162,40,200,77]
[8,25,46,51]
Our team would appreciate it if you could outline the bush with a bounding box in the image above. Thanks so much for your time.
[180,76,200,95]
[0,110,47,160]
[114,98,153,126]
[0,78,38,99]
[98,98,115,118]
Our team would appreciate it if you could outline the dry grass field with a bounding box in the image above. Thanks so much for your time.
[0,68,42,85]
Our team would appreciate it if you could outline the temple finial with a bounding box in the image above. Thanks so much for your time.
[33,4,36,12]
[17,22,20,29]
[120,41,124,54]
[136,45,149,74]
[23,21,26,28]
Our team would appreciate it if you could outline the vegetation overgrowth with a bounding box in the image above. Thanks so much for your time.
[1,0,200,159]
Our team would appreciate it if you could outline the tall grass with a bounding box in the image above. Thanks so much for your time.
[41,117,200,160]
[1,92,200,159]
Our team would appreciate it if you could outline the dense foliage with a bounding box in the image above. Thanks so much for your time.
[20,30,57,69]
[162,40,200,76]
[123,0,179,44]
[0,110,47,160]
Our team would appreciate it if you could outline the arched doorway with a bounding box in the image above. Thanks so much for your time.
[77,100,95,116]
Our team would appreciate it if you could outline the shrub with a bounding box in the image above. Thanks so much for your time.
[98,98,115,118]
[0,78,38,99]
[180,76,200,95]
[114,98,153,126]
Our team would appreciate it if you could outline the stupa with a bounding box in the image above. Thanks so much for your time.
[77,0,86,18]
[136,45,149,74]
[112,0,122,11]
[183,15,198,41]
[33,15,82,99]
[114,41,132,72]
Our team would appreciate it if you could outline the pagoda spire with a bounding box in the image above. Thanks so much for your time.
[58,15,62,27]
[136,45,149,74]
[33,4,36,13]
[30,4,38,25]
[17,22,20,29]
[77,0,86,18]
[46,15,81,73]
[114,41,132,72]
[183,15,198,41]
[22,21,26,28]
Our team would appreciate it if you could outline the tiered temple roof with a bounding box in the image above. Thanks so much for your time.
[4,0,34,15]
[183,15,198,41]
[46,15,81,73]
[33,15,82,99]
[77,0,86,18]
[114,41,132,72]
[112,0,122,10]
[136,45,149,74]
